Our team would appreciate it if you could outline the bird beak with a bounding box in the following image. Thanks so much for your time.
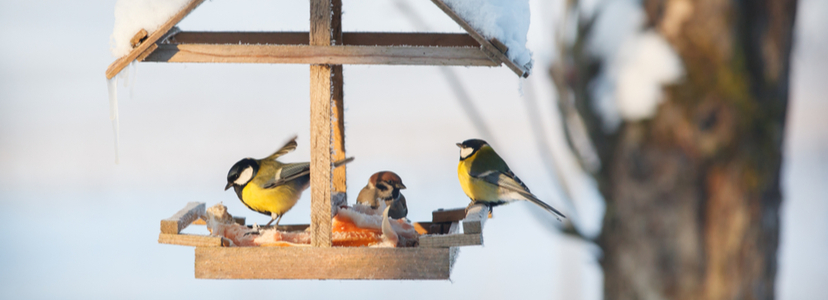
[455,143,463,148]
[224,182,233,191]
[397,182,407,189]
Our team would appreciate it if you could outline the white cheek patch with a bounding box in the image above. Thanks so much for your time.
[460,147,474,159]
[234,167,254,185]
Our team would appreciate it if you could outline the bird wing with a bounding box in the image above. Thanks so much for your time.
[472,170,566,219]
[264,136,298,161]
[262,162,310,189]
[262,157,353,189]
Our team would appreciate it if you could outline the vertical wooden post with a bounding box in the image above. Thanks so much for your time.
[309,0,342,248]
[331,0,346,193]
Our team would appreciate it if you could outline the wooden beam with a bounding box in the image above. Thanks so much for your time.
[432,207,468,223]
[429,0,529,77]
[309,0,335,248]
[192,216,245,226]
[160,202,205,234]
[420,233,483,248]
[166,31,480,47]
[420,222,484,248]
[140,44,498,66]
[195,247,452,279]
[462,203,489,234]
[105,0,205,79]
[331,0,347,194]
[158,233,229,247]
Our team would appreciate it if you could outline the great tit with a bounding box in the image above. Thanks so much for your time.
[456,139,566,220]
[356,171,408,219]
[225,136,354,227]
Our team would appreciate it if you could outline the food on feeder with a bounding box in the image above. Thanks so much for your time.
[456,139,566,220]
[356,171,409,219]
[204,203,418,247]
[224,136,354,227]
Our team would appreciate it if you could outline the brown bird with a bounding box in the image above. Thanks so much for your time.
[356,171,408,219]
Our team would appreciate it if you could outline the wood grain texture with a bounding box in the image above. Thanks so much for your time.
[192,216,245,226]
[309,0,334,248]
[420,233,483,248]
[160,202,205,234]
[194,247,452,279]
[105,0,204,79]
[158,233,228,247]
[429,0,528,77]
[432,207,467,223]
[140,44,498,66]
[462,204,488,234]
[331,0,346,193]
[420,222,484,248]
[166,31,479,47]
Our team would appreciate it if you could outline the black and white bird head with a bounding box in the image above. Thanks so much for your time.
[225,158,258,190]
[456,139,489,160]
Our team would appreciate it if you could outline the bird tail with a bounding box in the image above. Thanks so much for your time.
[521,192,566,219]
[333,157,355,168]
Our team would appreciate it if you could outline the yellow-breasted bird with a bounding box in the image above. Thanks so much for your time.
[456,139,566,220]
[225,136,354,227]
[356,171,408,219]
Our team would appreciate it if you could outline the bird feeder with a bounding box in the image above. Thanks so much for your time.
[108,0,530,280]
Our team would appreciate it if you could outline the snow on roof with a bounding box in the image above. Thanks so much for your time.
[442,0,533,71]
[110,0,192,58]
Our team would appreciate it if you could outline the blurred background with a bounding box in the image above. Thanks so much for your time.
[0,0,825,299]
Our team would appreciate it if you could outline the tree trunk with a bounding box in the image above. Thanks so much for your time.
[565,0,797,299]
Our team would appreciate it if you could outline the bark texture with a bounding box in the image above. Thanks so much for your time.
[560,0,798,299]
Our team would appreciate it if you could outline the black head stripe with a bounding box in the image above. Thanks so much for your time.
[227,158,258,185]
[461,139,488,150]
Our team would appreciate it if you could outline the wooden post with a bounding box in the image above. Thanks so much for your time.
[309,0,341,248]
[330,0,346,194]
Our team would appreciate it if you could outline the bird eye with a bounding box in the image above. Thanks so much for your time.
[376,183,389,191]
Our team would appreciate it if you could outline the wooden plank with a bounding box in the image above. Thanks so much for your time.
[420,233,483,248]
[105,0,205,79]
[160,202,205,234]
[331,0,347,194]
[429,0,529,77]
[130,29,148,47]
[432,207,468,223]
[420,222,484,248]
[192,216,245,226]
[309,0,334,248]
[140,44,499,66]
[462,204,489,234]
[158,233,228,247]
[195,247,452,279]
[166,31,480,47]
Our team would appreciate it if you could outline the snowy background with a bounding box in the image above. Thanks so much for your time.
[0,0,825,299]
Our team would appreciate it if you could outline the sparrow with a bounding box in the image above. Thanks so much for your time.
[356,171,408,219]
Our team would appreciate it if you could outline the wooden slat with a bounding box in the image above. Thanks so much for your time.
[166,31,480,47]
[432,207,468,223]
[331,0,347,194]
[160,202,205,234]
[429,0,529,77]
[195,247,452,279]
[140,44,498,66]
[105,0,205,79]
[420,233,483,248]
[420,222,484,248]
[158,233,228,247]
[309,0,335,248]
[462,204,489,234]
[192,216,245,226]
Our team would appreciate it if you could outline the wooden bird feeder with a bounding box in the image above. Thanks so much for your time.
[109,0,530,280]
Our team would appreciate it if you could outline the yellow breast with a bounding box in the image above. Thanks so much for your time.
[457,158,499,202]
[241,181,303,216]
